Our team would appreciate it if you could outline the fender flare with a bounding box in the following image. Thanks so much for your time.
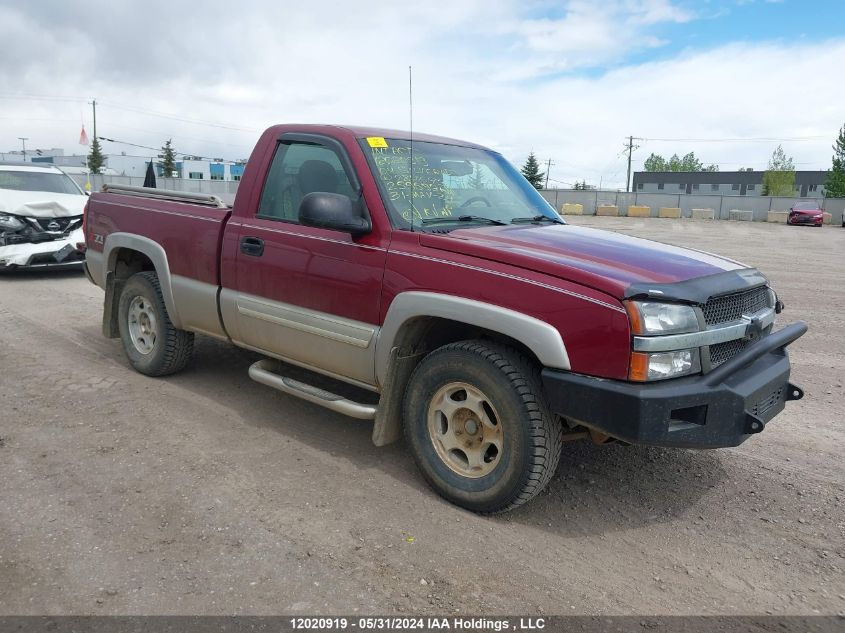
[375,291,570,385]
[102,233,182,329]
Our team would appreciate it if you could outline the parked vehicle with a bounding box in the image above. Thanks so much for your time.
[787,201,824,227]
[0,163,87,269]
[82,124,807,513]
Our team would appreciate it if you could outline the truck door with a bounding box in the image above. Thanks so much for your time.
[221,134,387,388]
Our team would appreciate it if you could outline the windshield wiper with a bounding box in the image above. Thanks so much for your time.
[510,215,565,224]
[421,215,508,226]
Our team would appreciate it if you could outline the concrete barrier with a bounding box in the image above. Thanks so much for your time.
[691,208,715,220]
[561,203,583,215]
[596,204,619,217]
[729,209,753,221]
[767,211,788,223]
[658,207,682,219]
[627,205,650,217]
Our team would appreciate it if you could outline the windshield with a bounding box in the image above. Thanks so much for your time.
[0,170,83,195]
[359,137,561,229]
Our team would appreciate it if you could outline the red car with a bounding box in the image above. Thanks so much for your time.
[787,201,824,226]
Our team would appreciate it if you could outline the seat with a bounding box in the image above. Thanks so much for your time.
[298,160,338,195]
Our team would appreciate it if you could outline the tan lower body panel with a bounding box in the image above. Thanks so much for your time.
[219,288,378,387]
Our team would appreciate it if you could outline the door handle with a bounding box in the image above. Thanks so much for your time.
[240,236,264,257]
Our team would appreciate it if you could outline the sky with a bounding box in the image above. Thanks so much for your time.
[1,0,844,189]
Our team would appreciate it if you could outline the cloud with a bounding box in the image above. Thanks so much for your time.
[0,0,842,188]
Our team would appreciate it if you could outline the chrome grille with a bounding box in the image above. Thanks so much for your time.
[702,286,770,326]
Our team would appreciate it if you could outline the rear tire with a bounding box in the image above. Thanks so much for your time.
[403,340,562,513]
[118,271,194,376]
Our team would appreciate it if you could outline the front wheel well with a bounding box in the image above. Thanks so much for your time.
[372,316,545,447]
[391,316,543,370]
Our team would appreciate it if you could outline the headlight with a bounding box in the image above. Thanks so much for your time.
[0,213,25,231]
[626,301,699,335]
[630,349,701,381]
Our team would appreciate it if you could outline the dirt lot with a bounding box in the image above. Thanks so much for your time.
[0,217,843,616]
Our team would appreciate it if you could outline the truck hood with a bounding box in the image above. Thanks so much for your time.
[421,224,748,300]
[0,189,87,218]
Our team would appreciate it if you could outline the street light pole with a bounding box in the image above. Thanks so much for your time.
[18,137,29,162]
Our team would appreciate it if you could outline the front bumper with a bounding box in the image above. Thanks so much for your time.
[542,322,807,448]
[0,228,85,269]
[788,214,823,225]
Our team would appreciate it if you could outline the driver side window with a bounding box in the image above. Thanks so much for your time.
[258,141,356,222]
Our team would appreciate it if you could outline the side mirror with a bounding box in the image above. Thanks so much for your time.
[298,192,371,236]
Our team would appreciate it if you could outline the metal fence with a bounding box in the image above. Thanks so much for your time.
[538,189,845,224]
[70,174,845,224]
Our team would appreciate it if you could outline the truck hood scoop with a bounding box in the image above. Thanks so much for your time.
[420,224,747,298]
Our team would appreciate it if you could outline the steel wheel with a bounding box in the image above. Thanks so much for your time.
[127,295,158,355]
[427,381,503,478]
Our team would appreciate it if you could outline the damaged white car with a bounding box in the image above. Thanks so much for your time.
[0,163,87,270]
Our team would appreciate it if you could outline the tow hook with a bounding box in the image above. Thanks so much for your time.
[744,412,766,434]
[786,383,804,401]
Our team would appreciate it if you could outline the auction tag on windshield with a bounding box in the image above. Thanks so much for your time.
[366,136,388,148]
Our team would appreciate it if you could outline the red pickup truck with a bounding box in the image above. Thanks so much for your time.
[83,124,806,513]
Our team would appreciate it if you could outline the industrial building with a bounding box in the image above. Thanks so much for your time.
[1,147,245,181]
[632,170,829,198]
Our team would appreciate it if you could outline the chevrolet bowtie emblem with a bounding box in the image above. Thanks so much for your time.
[744,315,764,342]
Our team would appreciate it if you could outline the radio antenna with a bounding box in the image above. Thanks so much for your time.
[409,64,415,232]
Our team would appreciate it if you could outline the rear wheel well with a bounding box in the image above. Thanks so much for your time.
[111,248,155,280]
[102,248,157,338]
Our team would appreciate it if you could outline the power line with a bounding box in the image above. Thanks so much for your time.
[97,136,241,163]
[641,136,827,143]
[0,93,259,133]
[0,93,86,103]
[98,100,260,132]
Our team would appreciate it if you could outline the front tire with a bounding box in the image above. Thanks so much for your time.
[403,341,562,513]
[118,271,194,376]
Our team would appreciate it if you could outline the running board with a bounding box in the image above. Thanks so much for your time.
[248,359,377,420]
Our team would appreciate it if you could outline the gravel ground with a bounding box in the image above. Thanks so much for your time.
[0,217,842,616]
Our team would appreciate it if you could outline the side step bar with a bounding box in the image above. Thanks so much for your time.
[248,359,377,420]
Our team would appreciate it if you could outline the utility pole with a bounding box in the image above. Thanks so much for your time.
[623,135,641,192]
[89,98,98,141]
[18,137,28,161]
[545,158,554,189]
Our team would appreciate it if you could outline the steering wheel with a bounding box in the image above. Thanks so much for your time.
[460,196,492,208]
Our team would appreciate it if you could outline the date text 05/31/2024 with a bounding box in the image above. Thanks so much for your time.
[289,617,546,631]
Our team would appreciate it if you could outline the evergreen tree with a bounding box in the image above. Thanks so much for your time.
[520,152,545,189]
[159,139,178,178]
[824,123,845,198]
[761,145,796,196]
[87,136,105,174]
